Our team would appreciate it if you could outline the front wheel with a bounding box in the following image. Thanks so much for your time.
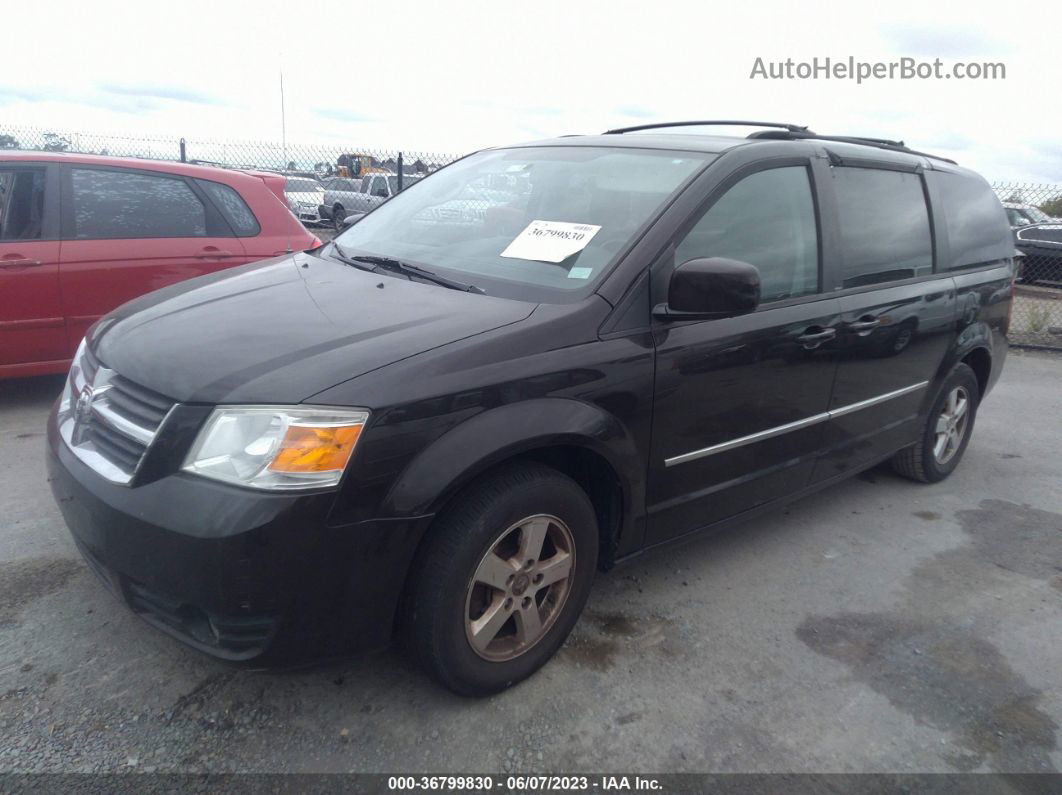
[406,463,599,696]
[891,363,980,483]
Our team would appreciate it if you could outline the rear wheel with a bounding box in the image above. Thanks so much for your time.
[332,204,346,231]
[406,463,598,696]
[891,363,980,483]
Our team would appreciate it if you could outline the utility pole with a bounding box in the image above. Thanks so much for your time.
[279,56,288,169]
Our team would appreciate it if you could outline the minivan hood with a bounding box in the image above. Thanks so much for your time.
[92,252,536,404]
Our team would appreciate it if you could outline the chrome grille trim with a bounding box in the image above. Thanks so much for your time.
[90,399,156,445]
[58,348,176,485]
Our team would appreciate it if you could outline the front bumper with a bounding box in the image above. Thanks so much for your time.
[291,205,324,224]
[46,404,432,665]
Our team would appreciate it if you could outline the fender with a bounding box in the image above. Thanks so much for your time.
[939,263,1014,400]
[378,396,645,535]
[933,319,995,402]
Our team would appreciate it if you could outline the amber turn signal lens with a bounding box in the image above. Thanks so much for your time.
[268,424,363,473]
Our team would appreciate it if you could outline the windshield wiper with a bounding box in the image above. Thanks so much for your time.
[328,242,484,293]
[346,253,485,294]
[328,241,377,272]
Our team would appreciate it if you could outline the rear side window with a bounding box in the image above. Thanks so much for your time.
[0,168,45,240]
[71,168,206,239]
[675,166,820,303]
[196,179,260,236]
[929,171,1013,270]
[833,168,933,287]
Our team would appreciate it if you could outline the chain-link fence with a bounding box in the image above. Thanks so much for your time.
[0,124,462,175]
[992,183,1062,348]
[3,123,1061,348]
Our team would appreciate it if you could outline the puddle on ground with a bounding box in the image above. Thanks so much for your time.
[798,613,1057,772]
[797,499,1062,773]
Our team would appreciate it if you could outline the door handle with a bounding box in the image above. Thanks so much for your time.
[796,327,837,345]
[848,316,881,332]
[194,249,234,259]
[0,257,43,269]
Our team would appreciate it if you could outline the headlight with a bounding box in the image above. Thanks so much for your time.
[182,406,369,491]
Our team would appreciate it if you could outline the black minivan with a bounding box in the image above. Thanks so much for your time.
[47,122,1016,695]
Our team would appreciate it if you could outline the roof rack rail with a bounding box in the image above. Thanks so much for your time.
[746,129,956,164]
[603,120,813,135]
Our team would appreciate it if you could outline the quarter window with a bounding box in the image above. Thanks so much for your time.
[71,168,206,239]
[833,167,933,287]
[929,172,1012,271]
[196,179,260,236]
[675,166,820,303]
[0,168,45,240]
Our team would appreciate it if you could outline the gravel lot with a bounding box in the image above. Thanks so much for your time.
[1,350,1060,775]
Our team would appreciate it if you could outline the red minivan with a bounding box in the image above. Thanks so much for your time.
[0,152,319,378]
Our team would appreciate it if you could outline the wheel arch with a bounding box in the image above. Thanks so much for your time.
[960,345,991,398]
[379,398,644,570]
[935,321,995,402]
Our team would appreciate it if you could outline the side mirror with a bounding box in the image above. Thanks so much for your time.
[654,257,760,320]
[340,213,365,231]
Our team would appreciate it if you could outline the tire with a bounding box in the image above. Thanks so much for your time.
[891,363,980,483]
[406,463,599,696]
[332,204,346,231]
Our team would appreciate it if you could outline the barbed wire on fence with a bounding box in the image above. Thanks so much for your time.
[2,122,1061,348]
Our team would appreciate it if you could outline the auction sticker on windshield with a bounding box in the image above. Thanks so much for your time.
[500,220,602,263]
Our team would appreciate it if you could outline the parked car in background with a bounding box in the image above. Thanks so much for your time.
[282,177,326,226]
[321,173,424,228]
[1000,202,1062,285]
[320,176,362,230]
[1014,222,1062,285]
[0,152,319,378]
[48,122,1014,696]
[1003,200,1058,228]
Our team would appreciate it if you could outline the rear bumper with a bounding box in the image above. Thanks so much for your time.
[47,405,433,665]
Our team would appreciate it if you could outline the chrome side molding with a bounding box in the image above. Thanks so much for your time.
[665,381,928,467]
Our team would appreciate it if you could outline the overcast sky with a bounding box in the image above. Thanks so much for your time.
[4,0,1060,183]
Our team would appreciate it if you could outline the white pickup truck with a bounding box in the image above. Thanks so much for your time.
[322,173,423,229]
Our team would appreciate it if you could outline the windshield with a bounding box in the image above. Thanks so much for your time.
[1007,209,1033,226]
[1025,205,1051,223]
[334,147,709,298]
[285,178,321,193]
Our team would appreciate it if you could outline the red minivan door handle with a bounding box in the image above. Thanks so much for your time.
[0,255,43,270]
[194,247,234,259]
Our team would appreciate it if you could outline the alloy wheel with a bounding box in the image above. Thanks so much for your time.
[933,385,970,465]
[464,514,575,662]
